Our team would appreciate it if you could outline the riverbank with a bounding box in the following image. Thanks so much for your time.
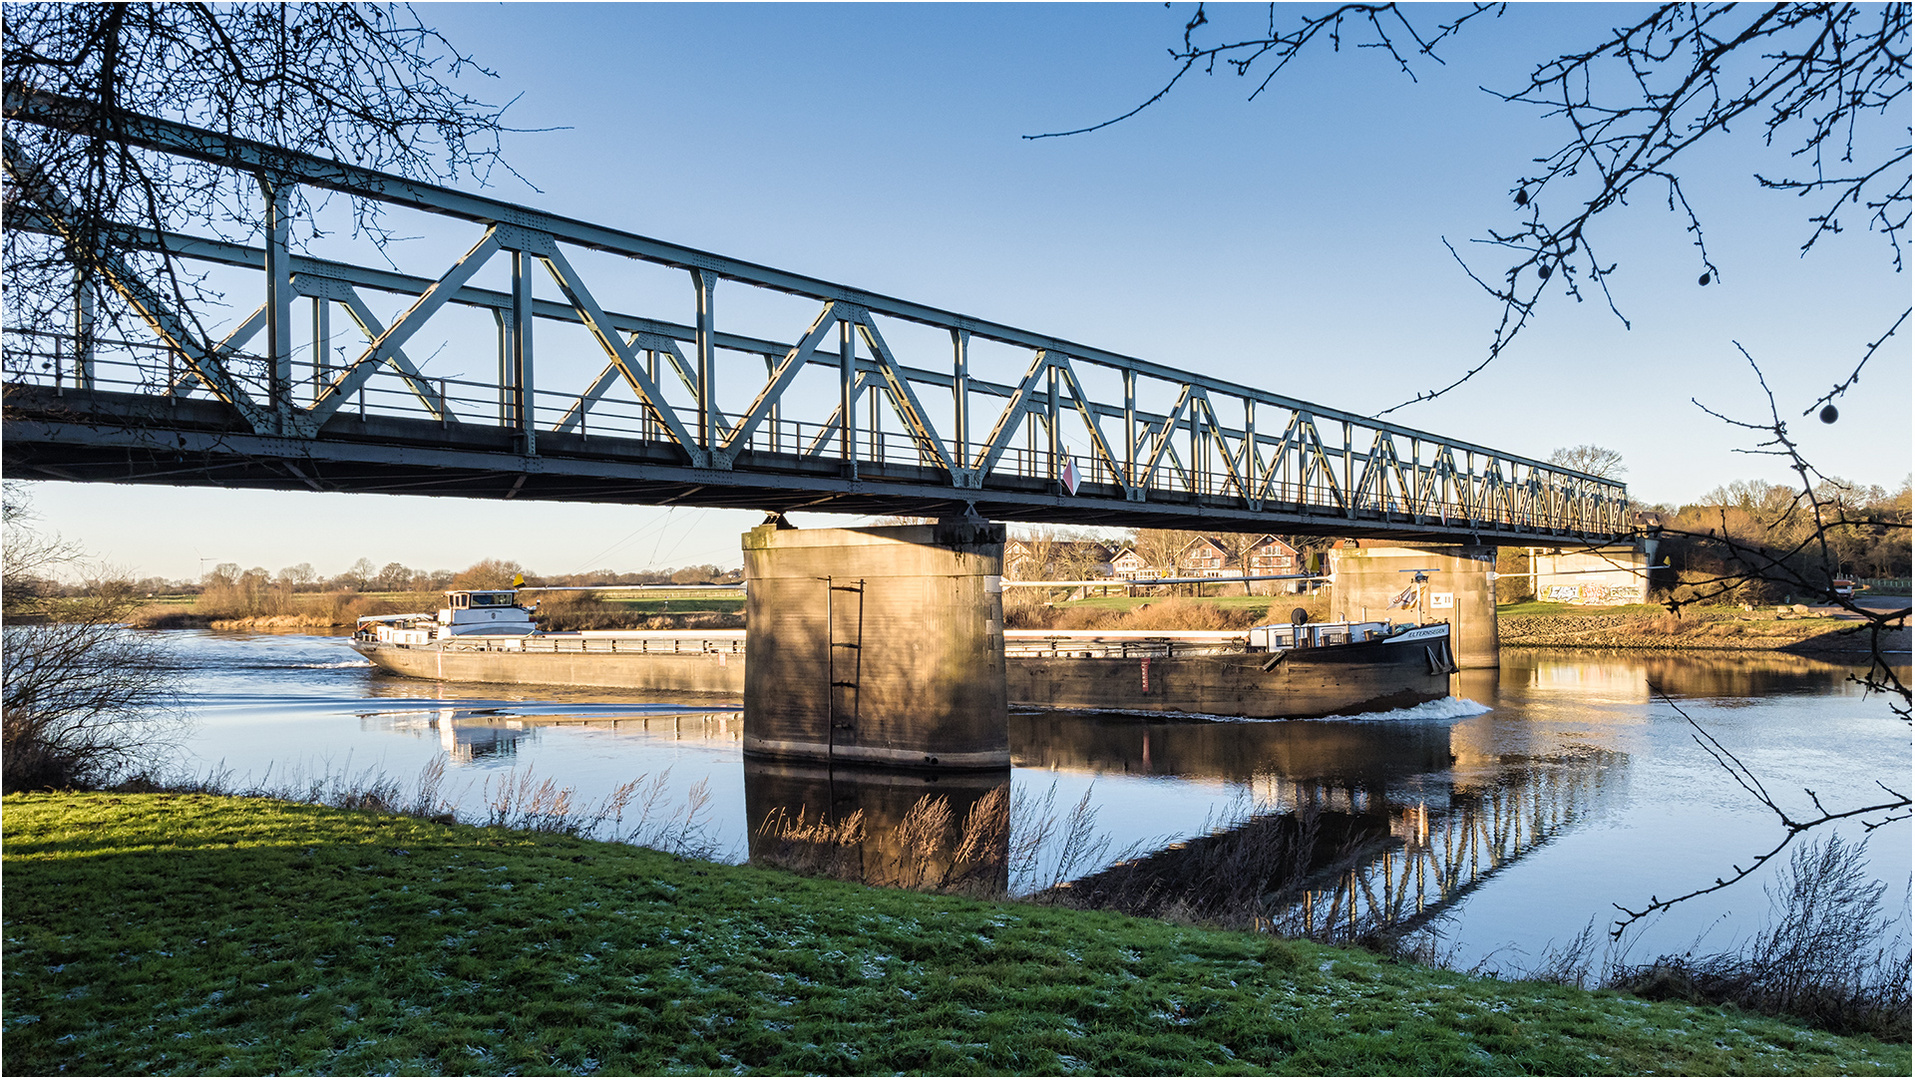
[4,793,1906,1076]
[1498,604,1910,654]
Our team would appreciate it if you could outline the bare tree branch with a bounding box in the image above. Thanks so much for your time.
[1037,4,1910,416]
[1612,686,1911,936]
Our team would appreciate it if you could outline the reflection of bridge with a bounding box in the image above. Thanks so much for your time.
[1261,752,1624,939]
[3,91,1625,542]
[1013,711,1625,935]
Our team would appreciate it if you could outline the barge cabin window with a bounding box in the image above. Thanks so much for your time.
[450,591,517,609]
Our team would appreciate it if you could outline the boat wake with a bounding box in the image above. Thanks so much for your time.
[1323,696,1493,723]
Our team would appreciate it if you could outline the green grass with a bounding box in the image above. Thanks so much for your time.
[600,596,746,615]
[5,794,1908,1076]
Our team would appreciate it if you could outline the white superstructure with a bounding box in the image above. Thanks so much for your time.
[356,589,539,644]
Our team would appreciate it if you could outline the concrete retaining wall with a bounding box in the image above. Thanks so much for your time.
[1328,544,1498,669]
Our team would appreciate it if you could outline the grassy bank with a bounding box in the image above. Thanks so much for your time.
[1497,604,1907,653]
[5,794,1907,1076]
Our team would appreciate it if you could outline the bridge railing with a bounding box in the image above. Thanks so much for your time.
[3,91,1630,539]
[5,324,1611,534]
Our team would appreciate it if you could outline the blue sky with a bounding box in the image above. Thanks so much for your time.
[24,3,1910,581]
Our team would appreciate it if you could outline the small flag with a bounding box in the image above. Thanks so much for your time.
[511,572,525,588]
[1391,584,1418,608]
[1061,456,1080,496]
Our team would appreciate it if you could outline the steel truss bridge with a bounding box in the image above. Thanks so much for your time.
[2,92,1628,542]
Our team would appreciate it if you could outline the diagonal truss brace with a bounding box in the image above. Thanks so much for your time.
[2,133,278,432]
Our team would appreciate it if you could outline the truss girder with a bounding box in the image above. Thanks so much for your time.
[1,91,1630,543]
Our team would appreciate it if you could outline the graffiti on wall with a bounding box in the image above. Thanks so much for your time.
[1545,583,1643,605]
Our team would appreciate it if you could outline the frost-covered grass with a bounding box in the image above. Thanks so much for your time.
[4,792,1908,1076]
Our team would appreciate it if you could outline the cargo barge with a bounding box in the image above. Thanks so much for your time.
[350,590,1457,719]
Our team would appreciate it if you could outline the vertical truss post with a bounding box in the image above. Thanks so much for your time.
[868,367,881,464]
[510,248,536,455]
[1243,399,1257,506]
[642,348,658,442]
[764,353,780,454]
[1466,450,1477,527]
[1045,361,1059,485]
[71,267,95,390]
[952,329,969,482]
[494,308,510,425]
[1411,436,1422,522]
[262,178,295,435]
[839,317,857,477]
[1179,402,1194,494]
[1123,370,1137,494]
[1343,420,1355,516]
[693,269,717,453]
[309,295,330,403]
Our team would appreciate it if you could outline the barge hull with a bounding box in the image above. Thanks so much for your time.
[1006,636,1451,719]
[355,637,1449,719]
[351,640,746,695]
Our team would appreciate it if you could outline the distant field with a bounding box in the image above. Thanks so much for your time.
[1056,594,1282,614]
[595,596,745,614]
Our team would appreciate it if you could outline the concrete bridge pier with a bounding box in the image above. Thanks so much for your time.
[1328,543,1499,670]
[742,518,1010,769]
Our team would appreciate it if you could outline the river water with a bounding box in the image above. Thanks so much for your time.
[158,630,1909,973]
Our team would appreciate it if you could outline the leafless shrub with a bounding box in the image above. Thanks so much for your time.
[2,618,185,792]
[950,785,1012,889]
[1606,835,1911,1042]
[627,777,720,861]
[1010,780,1119,896]
[890,794,954,889]
[2,491,186,792]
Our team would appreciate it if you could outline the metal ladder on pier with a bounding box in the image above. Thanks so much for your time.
[823,577,865,761]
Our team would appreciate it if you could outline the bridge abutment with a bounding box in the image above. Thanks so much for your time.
[1328,543,1499,669]
[742,519,1009,769]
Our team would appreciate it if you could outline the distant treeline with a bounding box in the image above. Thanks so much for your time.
[1640,476,1911,604]
[16,557,744,606]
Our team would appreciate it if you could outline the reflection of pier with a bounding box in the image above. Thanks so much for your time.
[362,707,743,762]
[744,760,1010,894]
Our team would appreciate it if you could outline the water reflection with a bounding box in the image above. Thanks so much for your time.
[1508,647,1887,700]
[359,707,745,763]
[1278,745,1625,940]
[1010,711,1456,782]
[168,631,1909,967]
[745,760,1010,895]
[1018,704,1626,938]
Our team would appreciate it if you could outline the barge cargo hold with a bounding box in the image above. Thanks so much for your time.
[350,592,1457,720]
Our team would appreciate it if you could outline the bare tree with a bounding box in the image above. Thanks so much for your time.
[1,485,78,619]
[2,488,183,791]
[1548,444,1627,481]
[2,3,520,379]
